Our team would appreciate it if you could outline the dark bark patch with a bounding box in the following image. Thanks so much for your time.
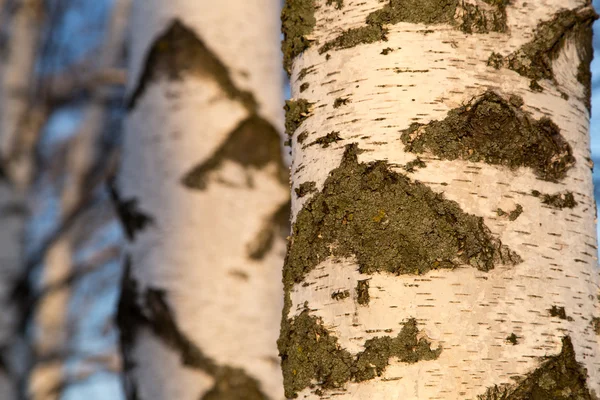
[506,333,519,345]
[109,184,154,241]
[295,181,317,198]
[487,6,598,106]
[297,131,309,144]
[531,190,577,209]
[279,307,441,398]
[497,204,523,221]
[591,317,600,335]
[356,279,370,305]
[310,131,342,148]
[117,261,267,399]
[548,305,573,321]
[331,290,350,300]
[181,115,287,190]
[127,19,257,112]
[282,0,317,75]
[247,200,291,260]
[401,91,574,182]
[404,157,426,173]
[381,47,394,55]
[333,97,350,108]
[477,336,595,400]
[326,0,343,9]
[285,99,313,137]
[284,143,520,288]
[299,82,310,93]
[319,0,507,53]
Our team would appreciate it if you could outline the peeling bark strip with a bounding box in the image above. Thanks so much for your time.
[531,190,577,210]
[487,6,598,106]
[319,0,508,54]
[117,261,268,399]
[401,91,574,182]
[127,19,257,111]
[284,143,520,287]
[182,115,288,190]
[278,307,441,398]
[109,183,154,240]
[477,337,596,400]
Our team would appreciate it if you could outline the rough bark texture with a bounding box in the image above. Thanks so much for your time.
[281,0,600,398]
[116,1,288,398]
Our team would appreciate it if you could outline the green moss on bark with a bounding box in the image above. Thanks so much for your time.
[401,91,575,182]
[284,143,521,288]
[487,6,598,101]
[531,190,577,209]
[128,20,257,112]
[333,97,350,108]
[282,0,317,75]
[279,307,441,398]
[497,204,523,221]
[326,0,343,9]
[478,337,595,400]
[592,317,600,335]
[299,82,309,93]
[295,181,317,198]
[285,99,313,137]
[319,0,507,53]
[182,115,287,190]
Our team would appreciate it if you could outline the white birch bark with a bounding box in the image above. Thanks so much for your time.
[281,0,600,399]
[115,0,288,398]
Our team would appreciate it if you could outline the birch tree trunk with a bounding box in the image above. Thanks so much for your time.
[279,1,600,399]
[114,1,288,398]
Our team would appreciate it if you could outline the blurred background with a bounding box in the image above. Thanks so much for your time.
[0,0,597,399]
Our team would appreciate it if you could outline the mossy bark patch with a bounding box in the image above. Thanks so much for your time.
[310,131,342,148]
[297,131,309,144]
[331,290,350,300]
[247,200,291,260]
[127,19,257,112]
[295,181,317,198]
[548,305,573,321]
[299,82,309,93]
[285,99,313,137]
[181,115,287,190]
[497,204,523,221]
[319,0,507,53]
[531,190,577,209]
[592,317,600,335]
[401,91,574,182]
[284,143,520,288]
[278,307,441,398]
[356,279,370,305]
[487,6,598,103]
[117,261,268,399]
[477,336,595,400]
[109,184,154,241]
[282,0,317,75]
[326,0,343,9]
[404,157,426,173]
